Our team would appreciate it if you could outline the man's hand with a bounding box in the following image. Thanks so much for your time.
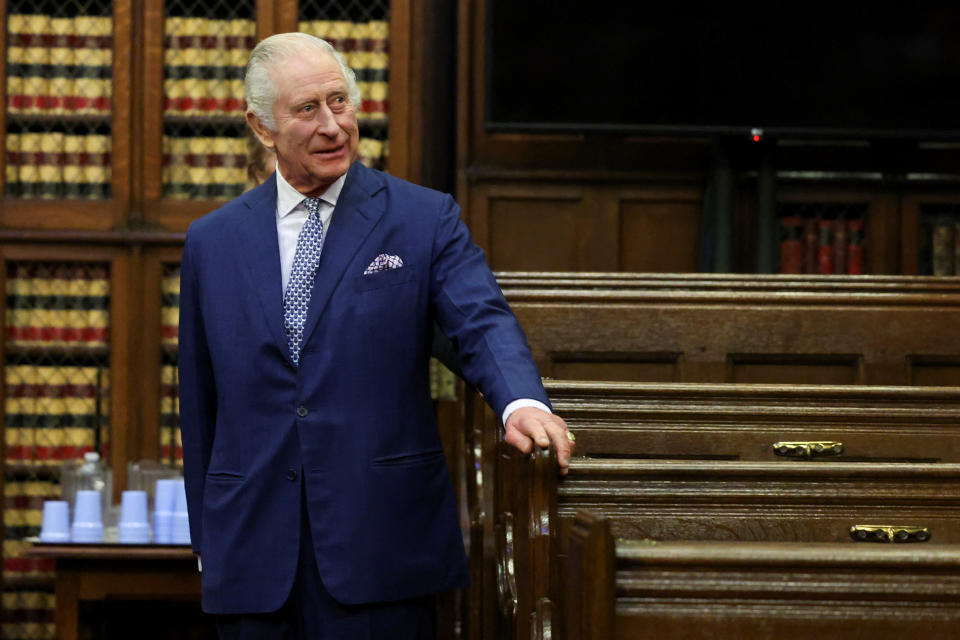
[504,407,574,474]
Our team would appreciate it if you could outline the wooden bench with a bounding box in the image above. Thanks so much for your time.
[493,447,960,640]
[496,273,960,385]
[545,380,960,462]
[566,511,960,640]
[455,275,960,638]
[477,381,960,639]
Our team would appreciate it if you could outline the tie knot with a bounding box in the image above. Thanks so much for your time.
[304,197,325,218]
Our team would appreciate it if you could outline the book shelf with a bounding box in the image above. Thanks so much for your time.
[0,0,441,636]
[1,251,122,640]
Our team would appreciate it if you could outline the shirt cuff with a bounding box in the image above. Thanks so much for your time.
[501,398,552,426]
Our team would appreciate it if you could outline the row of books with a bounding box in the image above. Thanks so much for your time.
[159,136,386,198]
[160,268,183,467]
[6,14,113,118]
[779,216,866,275]
[3,261,112,640]
[160,363,183,467]
[163,17,252,119]
[5,263,110,348]
[5,132,111,199]
[924,216,960,276]
[300,20,388,122]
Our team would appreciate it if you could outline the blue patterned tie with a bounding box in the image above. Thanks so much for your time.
[283,197,326,366]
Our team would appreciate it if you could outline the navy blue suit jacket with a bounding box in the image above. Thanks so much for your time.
[178,162,550,614]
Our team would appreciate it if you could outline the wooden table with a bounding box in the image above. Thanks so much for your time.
[25,542,206,640]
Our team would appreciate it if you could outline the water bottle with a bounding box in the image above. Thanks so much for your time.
[61,451,113,521]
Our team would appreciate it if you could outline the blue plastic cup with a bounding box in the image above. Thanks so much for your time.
[71,490,103,543]
[172,479,191,545]
[153,479,178,544]
[39,500,71,543]
[118,490,150,544]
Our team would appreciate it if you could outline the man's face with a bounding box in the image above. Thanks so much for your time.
[248,50,359,197]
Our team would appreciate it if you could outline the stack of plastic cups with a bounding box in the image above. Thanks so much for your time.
[118,490,151,544]
[172,479,191,545]
[153,479,177,544]
[71,490,103,543]
[39,501,71,542]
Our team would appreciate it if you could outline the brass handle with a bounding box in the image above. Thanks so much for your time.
[850,525,931,543]
[773,441,844,459]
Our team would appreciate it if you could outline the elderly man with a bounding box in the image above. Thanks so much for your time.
[178,32,572,639]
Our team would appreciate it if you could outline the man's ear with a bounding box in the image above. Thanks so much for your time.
[246,111,275,150]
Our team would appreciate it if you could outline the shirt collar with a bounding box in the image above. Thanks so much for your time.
[275,165,346,219]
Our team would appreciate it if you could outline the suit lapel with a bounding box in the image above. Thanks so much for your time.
[233,174,291,361]
[300,163,386,350]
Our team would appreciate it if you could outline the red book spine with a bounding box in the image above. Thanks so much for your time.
[833,218,848,275]
[847,219,864,274]
[779,216,804,274]
[803,218,817,273]
[817,219,834,274]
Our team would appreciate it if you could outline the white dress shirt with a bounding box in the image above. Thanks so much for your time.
[272,166,550,425]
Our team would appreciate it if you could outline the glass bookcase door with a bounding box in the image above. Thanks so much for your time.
[2,1,131,229]
[2,260,112,640]
[298,0,390,171]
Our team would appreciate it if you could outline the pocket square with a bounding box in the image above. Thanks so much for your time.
[364,254,404,275]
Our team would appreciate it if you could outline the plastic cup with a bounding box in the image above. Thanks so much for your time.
[71,490,103,543]
[153,479,178,544]
[39,500,71,543]
[118,490,150,544]
[172,479,191,545]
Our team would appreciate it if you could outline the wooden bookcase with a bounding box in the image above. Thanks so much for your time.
[0,2,448,638]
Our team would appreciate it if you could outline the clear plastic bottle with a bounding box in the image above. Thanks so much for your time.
[61,451,113,520]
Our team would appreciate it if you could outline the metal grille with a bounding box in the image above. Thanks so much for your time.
[162,0,254,199]
[299,0,389,170]
[2,261,111,640]
[776,202,868,275]
[4,1,113,200]
[919,204,960,276]
[160,263,182,468]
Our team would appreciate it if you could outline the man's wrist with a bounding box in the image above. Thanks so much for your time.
[502,399,552,426]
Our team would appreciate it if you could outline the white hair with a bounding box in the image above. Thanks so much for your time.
[244,32,362,131]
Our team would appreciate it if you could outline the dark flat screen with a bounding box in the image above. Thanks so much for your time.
[486,2,960,138]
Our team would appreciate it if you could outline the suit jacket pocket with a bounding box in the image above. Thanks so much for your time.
[372,448,445,467]
[356,265,416,291]
[206,470,246,483]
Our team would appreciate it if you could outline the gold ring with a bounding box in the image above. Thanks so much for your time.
[566,431,576,444]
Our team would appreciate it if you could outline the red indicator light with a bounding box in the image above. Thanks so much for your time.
[752,134,761,142]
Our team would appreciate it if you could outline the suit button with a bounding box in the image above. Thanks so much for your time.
[287,468,298,481]
[297,406,308,417]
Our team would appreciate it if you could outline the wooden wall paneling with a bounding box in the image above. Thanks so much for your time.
[900,195,922,275]
[726,353,864,385]
[141,0,165,207]
[470,183,585,270]
[256,0,279,38]
[616,186,702,272]
[111,0,133,217]
[909,355,960,386]
[866,190,900,275]
[275,0,298,33]
[387,0,456,192]
[108,248,134,500]
[387,0,412,182]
